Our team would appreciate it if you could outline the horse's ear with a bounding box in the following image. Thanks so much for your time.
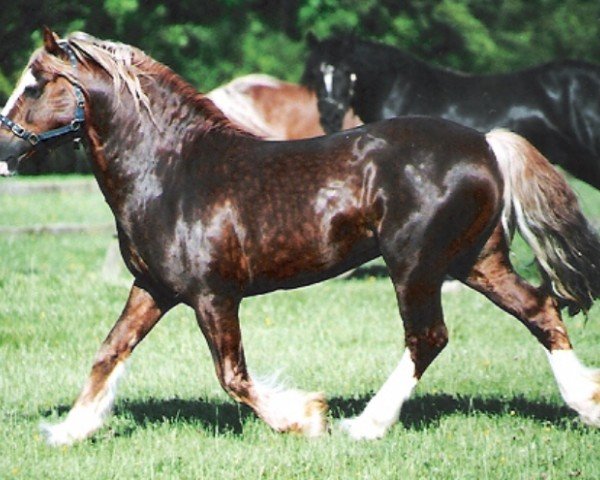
[306,32,319,49]
[43,27,62,55]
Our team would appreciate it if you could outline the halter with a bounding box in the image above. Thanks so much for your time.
[0,42,85,148]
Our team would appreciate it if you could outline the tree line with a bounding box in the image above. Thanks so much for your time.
[2,0,600,103]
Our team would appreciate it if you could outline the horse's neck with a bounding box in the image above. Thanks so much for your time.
[353,47,442,120]
[84,80,208,217]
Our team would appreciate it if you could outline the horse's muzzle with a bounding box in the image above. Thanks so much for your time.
[0,135,29,176]
[0,158,17,176]
[317,99,346,134]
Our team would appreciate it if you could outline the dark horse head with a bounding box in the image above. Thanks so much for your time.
[302,33,414,135]
[301,33,359,134]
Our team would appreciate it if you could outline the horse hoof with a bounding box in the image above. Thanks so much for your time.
[576,372,600,427]
[40,422,79,447]
[40,406,104,446]
[284,391,328,437]
[260,387,329,437]
[302,392,329,437]
[338,416,387,440]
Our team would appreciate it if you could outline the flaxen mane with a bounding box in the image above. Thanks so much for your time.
[34,32,253,136]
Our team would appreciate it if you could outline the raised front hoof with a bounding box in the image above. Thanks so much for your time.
[338,416,388,440]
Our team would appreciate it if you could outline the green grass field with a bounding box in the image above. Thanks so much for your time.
[1,175,599,479]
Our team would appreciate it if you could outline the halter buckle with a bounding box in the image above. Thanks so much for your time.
[11,124,25,137]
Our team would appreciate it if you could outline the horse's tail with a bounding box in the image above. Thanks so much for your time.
[485,129,600,315]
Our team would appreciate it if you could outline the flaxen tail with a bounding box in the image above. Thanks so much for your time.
[486,129,600,315]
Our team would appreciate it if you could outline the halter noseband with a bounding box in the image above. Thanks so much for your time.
[0,42,85,148]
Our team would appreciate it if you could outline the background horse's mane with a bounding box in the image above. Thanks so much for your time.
[36,32,252,136]
[310,32,441,75]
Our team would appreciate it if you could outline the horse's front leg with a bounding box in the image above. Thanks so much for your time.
[193,293,328,437]
[42,281,175,446]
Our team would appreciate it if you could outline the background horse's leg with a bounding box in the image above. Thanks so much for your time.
[42,282,174,446]
[463,227,600,426]
[193,294,327,437]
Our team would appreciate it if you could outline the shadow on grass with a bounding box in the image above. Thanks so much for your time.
[41,398,252,438]
[42,392,579,439]
[117,397,252,436]
[330,393,578,430]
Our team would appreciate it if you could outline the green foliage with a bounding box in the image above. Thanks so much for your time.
[1,0,600,103]
[0,0,598,118]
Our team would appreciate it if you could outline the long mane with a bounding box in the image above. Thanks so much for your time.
[37,32,253,136]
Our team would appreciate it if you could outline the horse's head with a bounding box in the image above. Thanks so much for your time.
[0,28,85,176]
[302,33,358,135]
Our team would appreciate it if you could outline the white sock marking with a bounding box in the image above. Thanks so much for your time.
[341,349,418,439]
[546,349,600,426]
[42,361,127,446]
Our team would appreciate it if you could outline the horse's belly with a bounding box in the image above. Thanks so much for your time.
[243,233,379,295]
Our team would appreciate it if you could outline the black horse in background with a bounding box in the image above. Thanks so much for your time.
[302,33,600,190]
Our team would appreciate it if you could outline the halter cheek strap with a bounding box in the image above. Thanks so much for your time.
[0,42,85,147]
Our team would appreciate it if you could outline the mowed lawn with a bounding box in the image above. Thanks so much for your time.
[0,175,599,479]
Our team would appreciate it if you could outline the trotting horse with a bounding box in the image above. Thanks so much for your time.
[206,74,361,139]
[1,29,599,445]
[302,33,600,190]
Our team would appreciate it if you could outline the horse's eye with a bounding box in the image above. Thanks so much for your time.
[24,85,42,99]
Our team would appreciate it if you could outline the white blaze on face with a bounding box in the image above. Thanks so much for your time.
[1,68,37,117]
[320,63,335,97]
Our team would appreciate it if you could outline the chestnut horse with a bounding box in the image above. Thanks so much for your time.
[1,30,599,446]
[206,73,361,139]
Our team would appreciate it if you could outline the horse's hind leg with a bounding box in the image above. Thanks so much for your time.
[193,293,328,437]
[42,282,174,446]
[462,226,600,426]
[341,262,448,440]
